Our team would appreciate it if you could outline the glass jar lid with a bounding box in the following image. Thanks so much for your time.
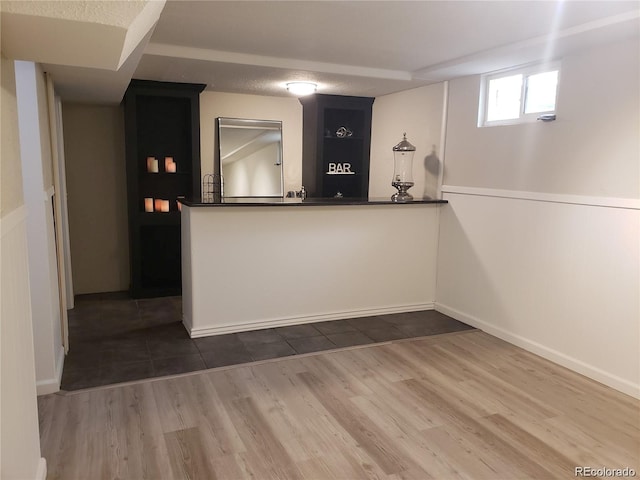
[392,133,416,152]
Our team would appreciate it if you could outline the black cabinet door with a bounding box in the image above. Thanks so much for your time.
[124,80,205,298]
[300,94,374,198]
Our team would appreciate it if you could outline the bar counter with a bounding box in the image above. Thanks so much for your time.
[179,196,447,338]
[179,196,448,207]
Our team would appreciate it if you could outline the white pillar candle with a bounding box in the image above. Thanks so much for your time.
[154,199,163,212]
[161,200,170,212]
[166,162,177,173]
[144,198,154,212]
[164,157,174,171]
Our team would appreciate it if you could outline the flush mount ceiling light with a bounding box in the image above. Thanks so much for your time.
[286,82,317,96]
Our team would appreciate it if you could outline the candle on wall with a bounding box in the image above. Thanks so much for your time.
[161,200,170,212]
[166,161,177,173]
[164,157,175,172]
[144,198,154,212]
[154,199,163,212]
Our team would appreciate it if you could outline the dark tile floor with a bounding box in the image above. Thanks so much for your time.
[62,292,474,391]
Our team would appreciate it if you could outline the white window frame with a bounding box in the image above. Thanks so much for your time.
[478,61,560,127]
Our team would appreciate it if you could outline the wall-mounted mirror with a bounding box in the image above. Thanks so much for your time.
[216,117,284,197]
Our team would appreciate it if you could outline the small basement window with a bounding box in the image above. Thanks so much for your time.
[479,63,559,126]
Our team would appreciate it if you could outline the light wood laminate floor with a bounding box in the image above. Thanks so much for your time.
[38,330,639,480]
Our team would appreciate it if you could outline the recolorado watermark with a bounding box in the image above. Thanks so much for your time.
[575,466,637,477]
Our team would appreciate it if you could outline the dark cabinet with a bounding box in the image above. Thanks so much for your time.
[300,94,374,198]
[124,80,205,298]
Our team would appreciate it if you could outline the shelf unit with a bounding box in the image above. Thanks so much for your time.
[300,94,374,198]
[124,80,205,298]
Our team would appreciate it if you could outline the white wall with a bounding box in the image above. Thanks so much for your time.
[0,58,24,214]
[437,37,640,398]
[443,39,639,199]
[437,194,639,396]
[1,56,47,480]
[15,61,64,395]
[370,84,446,200]
[200,91,303,194]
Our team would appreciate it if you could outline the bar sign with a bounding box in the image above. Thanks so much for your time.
[326,162,356,175]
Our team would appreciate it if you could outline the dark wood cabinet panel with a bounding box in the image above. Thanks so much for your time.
[124,80,205,298]
[300,94,374,198]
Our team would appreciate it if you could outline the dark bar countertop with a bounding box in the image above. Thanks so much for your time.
[179,196,448,207]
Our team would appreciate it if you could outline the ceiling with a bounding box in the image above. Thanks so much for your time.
[2,1,639,104]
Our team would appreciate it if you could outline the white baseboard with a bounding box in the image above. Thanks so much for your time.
[36,344,64,396]
[35,457,47,480]
[188,303,435,338]
[435,302,640,399]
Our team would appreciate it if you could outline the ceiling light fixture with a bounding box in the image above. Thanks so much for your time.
[286,82,317,96]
